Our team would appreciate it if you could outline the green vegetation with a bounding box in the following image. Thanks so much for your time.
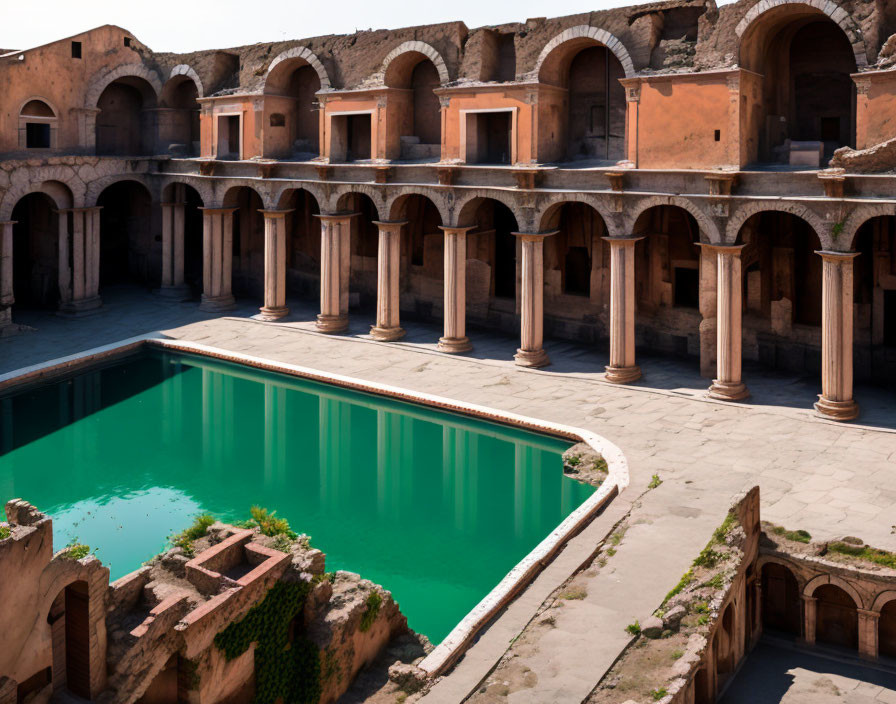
[697,614,710,626]
[832,221,845,238]
[559,585,587,600]
[671,650,684,660]
[0,526,10,540]
[567,454,582,467]
[171,514,215,557]
[609,526,627,546]
[652,687,669,700]
[711,510,737,544]
[648,474,663,489]
[693,547,724,569]
[249,506,298,539]
[692,602,710,614]
[770,525,812,543]
[662,569,694,606]
[829,541,896,569]
[702,573,725,589]
[359,591,383,632]
[61,541,90,560]
[625,620,641,636]
[215,581,320,704]
[270,534,295,553]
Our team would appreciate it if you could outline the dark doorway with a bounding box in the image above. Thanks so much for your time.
[761,563,801,636]
[815,584,858,650]
[881,601,896,660]
[674,267,699,308]
[347,115,371,162]
[493,203,517,299]
[11,192,59,308]
[97,181,153,288]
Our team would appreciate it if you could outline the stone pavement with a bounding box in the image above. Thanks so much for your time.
[720,640,896,703]
[3,288,896,701]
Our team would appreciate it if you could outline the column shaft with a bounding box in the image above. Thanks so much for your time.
[59,208,102,315]
[370,220,406,341]
[57,212,71,305]
[315,213,355,333]
[0,221,13,329]
[814,251,859,420]
[255,209,292,321]
[709,245,749,401]
[514,232,554,368]
[199,207,237,312]
[159,202,190,299]
[604,236,643,383]
[438,226,475,353]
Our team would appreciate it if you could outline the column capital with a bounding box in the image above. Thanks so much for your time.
[603,234,645,245]
[438,225,477,236]
[858,608,881,620]
[0,221,17,227]
[512,230,558,242]
[698,243,747,255]
[58,206,103,214]
[314,211,360,223]
[801,595,818,603]
[259,209,294,218]
[199,207,238,215]
[372,220,408,231]
[816,249,860,262]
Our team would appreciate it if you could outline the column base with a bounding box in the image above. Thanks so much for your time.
[814,396,859,421]
[316,313,349,334]
[438,336,472,354]
[199,294,236,313]
[604,364,642,384]
[58,296,103,317]
[156,284,192,301]
[708,379,750,401]
[253,306,290,322]
[514,348,550,368]
[370,325,405,341]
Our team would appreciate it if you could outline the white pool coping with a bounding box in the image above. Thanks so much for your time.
[0,335,630,677]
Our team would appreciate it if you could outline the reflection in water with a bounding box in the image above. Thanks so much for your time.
[0,350,593,642]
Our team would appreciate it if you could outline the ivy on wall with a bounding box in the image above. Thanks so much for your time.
[214,581,321,704]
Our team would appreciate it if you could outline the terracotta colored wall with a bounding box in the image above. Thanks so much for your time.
[0,26,150,155]
[201,96,260,160]
[442,89,534,164]
[322,94,383,161]
[856,71,896,149]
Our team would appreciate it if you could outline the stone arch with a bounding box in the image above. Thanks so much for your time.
[272,182,327,211]
[85,63,163,108]
[386,189,451,224]
[168,64,204,97]
[842,204,896,249]
[627,195,721,243]
[85,173,154,206]
[220,183,267,209]
[453,190,528,229]
[0,168,84,220]
[380,41,450,85]
[804,573,865,609]
[536,193,618,235]
[534,25,636,80]
[18,96,59,118]
[159,177,213,206]
[726,201,829,245]
[872,591,896,613]
[334,186,384,219]
[1,180,75,221]
[210,179,276,209]
[735,0,867,67]
[265,46,331,90]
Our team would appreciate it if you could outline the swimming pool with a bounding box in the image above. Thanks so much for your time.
[0,346,598,643]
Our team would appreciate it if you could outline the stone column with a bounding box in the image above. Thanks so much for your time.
[438,226,476,353]
[254,209,293,321]
[158,201,189,299]
[708,245,749,401]
[604,236,644,383]
[698,244,718,378]
[370,220,406,341]
[513,231,556,368]
[802,595,817,645]
[0,221,14,330]
[199,207,237,312]
[315,212,356,333]
[59,207,103,315]
[57,211,71,306]
[858,609,880,660]
[815,251,859,421]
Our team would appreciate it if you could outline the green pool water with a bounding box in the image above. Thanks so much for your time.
[0,349,594,642]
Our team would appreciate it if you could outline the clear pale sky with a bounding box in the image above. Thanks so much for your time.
[0,0,714,54]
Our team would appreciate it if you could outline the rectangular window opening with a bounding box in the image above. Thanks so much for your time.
[714,129,721,142]
[26,122,51,149]
[124,37,132,47]
[71,41,82,59]
[673,267,699,308]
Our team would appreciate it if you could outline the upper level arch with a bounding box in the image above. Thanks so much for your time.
[166,65,204,98]
[381,42,450,87]
[804,573,865,609]
[18,98,58,150]
[263,48,329,159]
[85,63,162,110]
[534,26,636,83]
[264,47,331,91]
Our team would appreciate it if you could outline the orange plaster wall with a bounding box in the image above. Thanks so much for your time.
[442,89,534,164]
[0,26,148,155]
[201,97,261,159]
[629,74,735,170]
[856,71,896,149]
[322,94,383,160]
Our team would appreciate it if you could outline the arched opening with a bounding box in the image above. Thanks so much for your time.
[736,211,823,374]
[391,194,444,317]
[264,59,322,159]
[693,667,710,704]
[48,581,91,698]
[98,180,154,290]
[19,99,56,150]
[716,602,736,687]
[740,8,858,165]
[161,182,204,298]
[852,216,896,385]
[95,76,158,156]
[540,201,608,342]
[761,562,801,636]
[538,38,626,164]
[632,205,702,359]
[458,198,519,326]
[159,76,200,156]
[342,192,381,314]
[223,186,265,300]
[814,584,858,650]
[11,192,60,310]
[277,188,321,302]
[880,600,896,660]
[385,52,441,161]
